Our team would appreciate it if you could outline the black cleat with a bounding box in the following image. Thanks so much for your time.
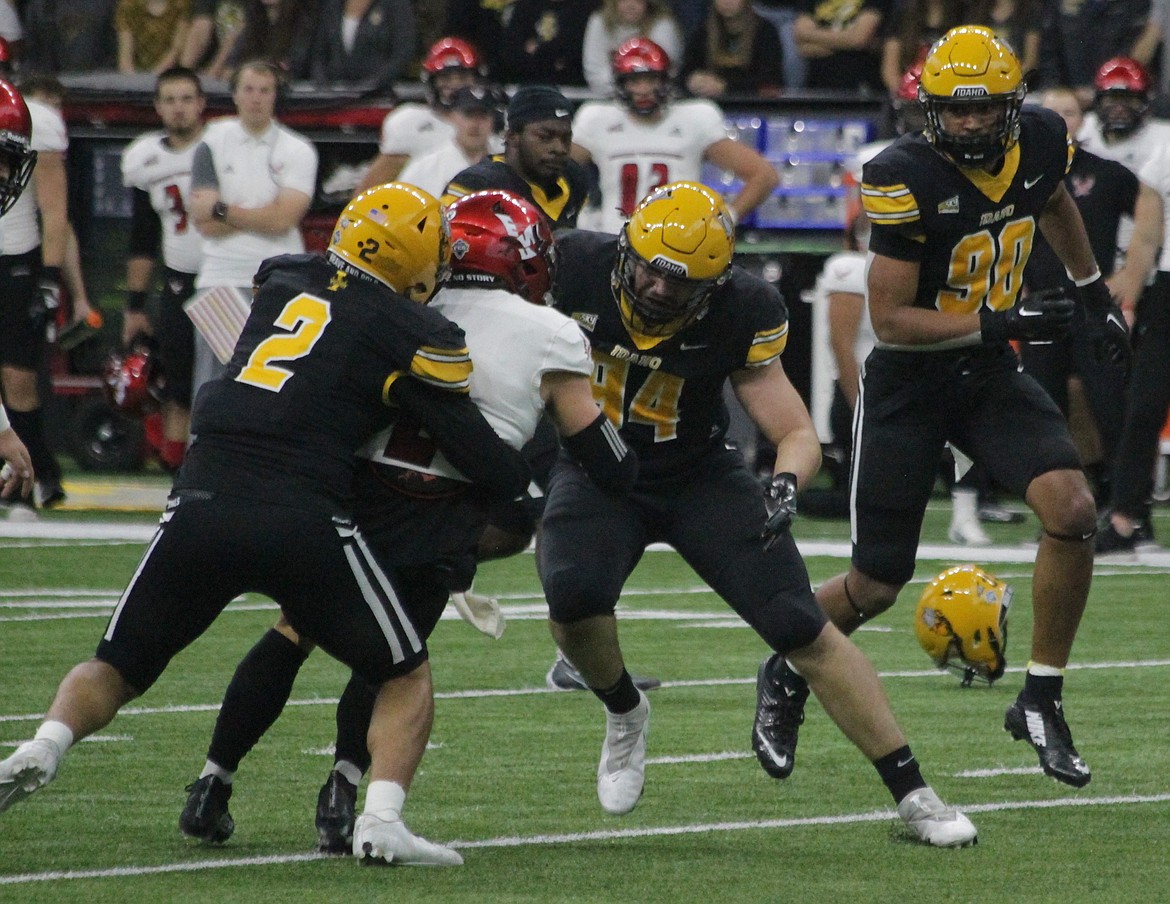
[315,770,358,854]
[545,656,662,692]
[180,775,235,843]
[752,654,809,780]
[1004,694,1091,788]
[1094,521,1136,557]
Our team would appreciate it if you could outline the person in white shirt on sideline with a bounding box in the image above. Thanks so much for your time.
[397,84,506,199]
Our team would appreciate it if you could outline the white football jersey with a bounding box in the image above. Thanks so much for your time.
[1078,113,1170,175]
[121,129,205,274]
[361,285,593,481]
[572,98,728,234]
[377,103,453,158]
[0,99,66,256]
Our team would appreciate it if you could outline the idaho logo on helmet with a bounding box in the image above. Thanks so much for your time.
[915,564,1012,686]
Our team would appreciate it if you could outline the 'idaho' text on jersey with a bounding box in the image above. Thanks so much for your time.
[861,106,1073,316]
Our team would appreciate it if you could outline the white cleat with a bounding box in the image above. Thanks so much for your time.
[0,738,61,814]
[353,813,463,866]
[596,691,649,815]
[948,518,991,547]
[896,788,978,848]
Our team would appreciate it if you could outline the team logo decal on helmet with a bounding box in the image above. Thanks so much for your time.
[918,25,1026,167]
[445,189,558,305]
[915,564,1012,686]
[614,181,734,345]
[328,183,449,301]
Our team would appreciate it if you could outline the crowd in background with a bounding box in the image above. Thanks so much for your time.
[0,0,1168,103]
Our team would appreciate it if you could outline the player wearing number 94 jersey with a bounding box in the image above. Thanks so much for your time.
[805,26,1111,791]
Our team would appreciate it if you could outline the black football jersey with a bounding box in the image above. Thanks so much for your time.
[862,107,1074,315]
[444,156,592,228]
[552,230,788,480]
[1025,146,1140,291]
[179,254,473,513]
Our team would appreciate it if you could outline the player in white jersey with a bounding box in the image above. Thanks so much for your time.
[119,67,207,471]
[397,84,505,199]
[356,36,485,194]
[570,37,777,235]
[175,189,635,861]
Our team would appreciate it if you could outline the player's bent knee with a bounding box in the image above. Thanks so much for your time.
[1029,470,1096,540]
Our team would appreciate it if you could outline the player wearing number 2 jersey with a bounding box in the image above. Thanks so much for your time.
[764,27,1121,793]
[570,37,777,234]
[0,185,529,867]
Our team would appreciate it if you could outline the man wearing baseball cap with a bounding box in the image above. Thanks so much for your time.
[443,85,593,229]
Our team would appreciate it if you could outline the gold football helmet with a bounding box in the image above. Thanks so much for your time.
[328,183,449,301]
[918,25,1026,167]
[613,181,734,345]
[915,564,1012,686]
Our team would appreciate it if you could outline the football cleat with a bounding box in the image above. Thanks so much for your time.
[0,738,60,814]
[354,813,463,866]
[1004,693,1092,787]
[1094,521,1136,558]
[546,655,662,692]
[179,775,235,843]
[947,516,991,547]
[751,654,809,779]
[896,788,978,847]
[316,770,358,854]
[597,691,650,815]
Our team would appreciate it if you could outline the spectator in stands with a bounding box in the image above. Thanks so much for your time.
[581,0,683,95]
[116,0,192,74]
[1037,0,1155,97]
[310,0,416,94]
[179,0,247,76]
[356,36,485,192]
[224,0,317,81]
[794,0,887,94]
[398,84,505,198]
[0,76,96,518]
[187,60,317,396]
[753,0,806,89]
[498,0,597,87]
[444,0,512,79]
[572,38,777,232]
[22,0,118,72]
[966,0,1041,79]
[878,0,959,98]
[679,0,784,98]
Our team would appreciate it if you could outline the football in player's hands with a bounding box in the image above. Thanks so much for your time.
[979,290,1076,343]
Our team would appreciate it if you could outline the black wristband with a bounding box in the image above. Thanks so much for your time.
[125,290,148,312]
[41,265,62,285]
[212,200,229,222]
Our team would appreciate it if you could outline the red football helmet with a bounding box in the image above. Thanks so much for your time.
[613,37,671,116]
[1093,57,1151,138]
[0,79,37,217]
[446,190,558,304]
[422,37,484,109]
[103,346,161,416]
[893,62,927,135]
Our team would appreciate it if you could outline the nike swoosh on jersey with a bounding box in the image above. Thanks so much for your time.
[1024,174,1044,189]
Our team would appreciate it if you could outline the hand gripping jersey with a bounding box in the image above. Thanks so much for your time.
[178,254,474,514]
[571,98,728,234]
[861,107,1072,330]
[120,129,205,275]
[552,229,787,480]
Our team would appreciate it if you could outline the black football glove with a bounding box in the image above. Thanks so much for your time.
[1076,275,1132,377]
[30,265,62,343]
[761,472,798,551]
[978,289,1076,343]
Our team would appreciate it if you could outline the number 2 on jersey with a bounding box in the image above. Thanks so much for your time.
[236,294,332,392]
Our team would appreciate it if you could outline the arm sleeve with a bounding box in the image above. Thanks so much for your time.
[562,411,638,493]
[388,377,532,502]
[190,142,219,191]
[128,188,162,259]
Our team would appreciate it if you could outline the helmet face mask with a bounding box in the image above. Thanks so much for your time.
[915,565,1012,686]
[0,79,36,217]
[446,189,558,304]
[918,25,1025,167]
[328,183,449,302]
[613,37,671,116]
[614,181,734,340]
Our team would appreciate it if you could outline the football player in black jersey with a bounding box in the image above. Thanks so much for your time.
[444,85,593,229]
[755,26,1129,792]
[0,184,529,866]
[539,180,977,846]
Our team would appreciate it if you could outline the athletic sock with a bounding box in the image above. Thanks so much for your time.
[334,673,377,775]
[874,745,927,804]
[593,669,640,714]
